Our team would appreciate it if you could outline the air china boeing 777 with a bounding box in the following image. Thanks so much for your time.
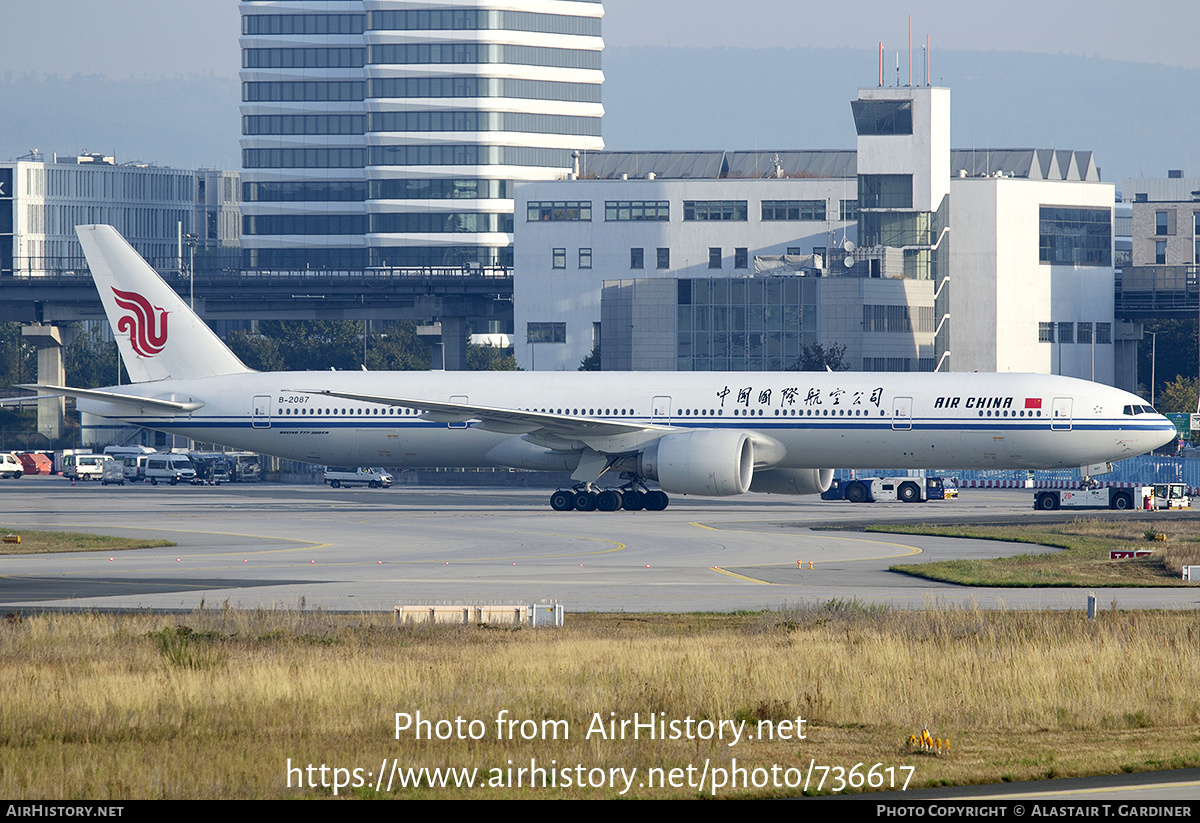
[24,225,1176,512]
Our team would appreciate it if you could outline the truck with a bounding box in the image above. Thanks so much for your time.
[323,467,393,489]
[822,476,957,503]
[1032,483,1190,511]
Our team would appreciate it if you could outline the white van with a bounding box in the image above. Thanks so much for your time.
[65,453,110,481]
[144,454,197,486]
[0,453,22,479]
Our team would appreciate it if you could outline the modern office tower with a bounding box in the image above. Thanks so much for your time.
[239,0,605,271]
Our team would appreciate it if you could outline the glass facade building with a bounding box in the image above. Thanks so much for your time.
[239,0,604,270]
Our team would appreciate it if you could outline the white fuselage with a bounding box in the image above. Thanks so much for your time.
[78,370,1175,474]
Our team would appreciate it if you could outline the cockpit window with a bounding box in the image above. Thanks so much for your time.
[1124,405,1158,416]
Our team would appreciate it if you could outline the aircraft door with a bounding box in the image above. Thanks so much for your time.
[449,395,469,429]
[891,396,913,431]
[652,396,671,425]
[252,395,271,429]
[1051,397,1072,431]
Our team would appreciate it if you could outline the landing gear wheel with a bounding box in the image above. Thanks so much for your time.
[574,491,598,512]
[550,490,574,511]
[621,490,644,511]
[643,490,670,511]
[898,482,921,503]
[596,489,622,511]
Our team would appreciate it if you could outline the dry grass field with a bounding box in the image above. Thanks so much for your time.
[2,605,1197,799]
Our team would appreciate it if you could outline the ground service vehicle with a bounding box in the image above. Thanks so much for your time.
[0,453,22,479]
[100,460,125,486]
[823,476,957,503]
[1148,483,1190,509]
[1034,486,1143,510]
[64,453,110,481]
[144,454,197,485]
[18,225,1178,514]
[324,467,393,489]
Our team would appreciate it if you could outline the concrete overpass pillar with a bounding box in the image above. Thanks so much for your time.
[20,324,77,443]
[439,316,467,371]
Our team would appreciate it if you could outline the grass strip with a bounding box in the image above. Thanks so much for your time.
[1,606,1197,799]
[871,518,1200,586]
[0,527,174,555]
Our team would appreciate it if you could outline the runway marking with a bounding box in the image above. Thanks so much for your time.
[710,567,773,585]
[689,521,924,565]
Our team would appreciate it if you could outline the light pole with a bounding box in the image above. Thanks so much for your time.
[182,233,199,310]
[1146,330,1158,407]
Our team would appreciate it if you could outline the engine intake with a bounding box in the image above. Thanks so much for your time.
[638,430,754,496]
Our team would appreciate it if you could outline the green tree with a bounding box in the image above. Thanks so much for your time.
[225,330,285,372]
[1138,320,1198,404]
[578,344,601,371]
[0,323,37,390]
[63,326,126,388]
[788,342,849,372]
[467,343,518,371]
[366,322,430,371]
[1157,375,1198,414]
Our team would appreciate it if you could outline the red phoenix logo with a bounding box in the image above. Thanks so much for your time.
[112,288,169,357]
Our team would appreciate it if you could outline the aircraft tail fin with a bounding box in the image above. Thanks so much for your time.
[76,224,253,383]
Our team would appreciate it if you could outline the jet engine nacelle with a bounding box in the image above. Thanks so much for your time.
[748,468,834,496]
[638,429,754,496]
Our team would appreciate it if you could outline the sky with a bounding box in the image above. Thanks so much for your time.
[1,1,1197,178]
[2,0,1198,78]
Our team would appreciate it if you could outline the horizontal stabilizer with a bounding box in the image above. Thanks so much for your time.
[17,384,205,414]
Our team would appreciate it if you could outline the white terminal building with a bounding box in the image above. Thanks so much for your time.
[0,152,239,276]
[514,85,1130,390]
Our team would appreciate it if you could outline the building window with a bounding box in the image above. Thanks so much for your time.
[761,200,826,221]
[630,248,644,269]
[786,247,802,255]
[528,200,591,221]
[840,199,858,221]
[1038,322,1054,343]
[684,201,748,221]
[1096,323,1112,344]
[656,248,670,269]
[605,200,669,221]
[708,248,722,269]
[1038,207,1112,266]
[552,248,566,269]
[526,322,566,343]
[734,248,748,269]
[1077,322,1092,344]
[1194,211,1200,236]
[1057,322,1074,344]
[579,248,592,269]
[850,99,913,135]
[1156,211,1169,236]
[858,174,913,209]
[1195,239,1200,265]
[1155,240,1167,264]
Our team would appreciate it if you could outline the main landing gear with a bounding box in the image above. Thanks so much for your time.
[549,482,670,512]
